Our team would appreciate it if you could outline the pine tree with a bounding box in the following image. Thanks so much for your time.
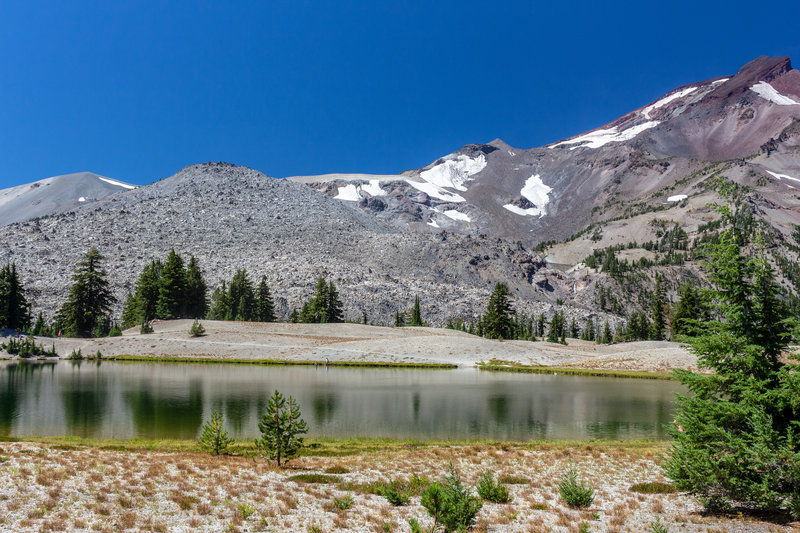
[156,249,186,320]
[0,263,31,330]
[253,276,275,322]
[394,310,406,327]
[569,318,579,339]
[121,292,139,329]
[55,247,115,337]
[133,260,163,323]
[198,410,233,455]
[649,274,667,340]
[228,269,255,321]
[32,312,46,336]
[671,284,707,337]
[255,390,308,466]
[208,282,231,320]
[326,281,343,323]
[664,218,797,515]
[482,283,514,340]
[410,295,423,326]
[184,256,208,319]
[601,321,613,344]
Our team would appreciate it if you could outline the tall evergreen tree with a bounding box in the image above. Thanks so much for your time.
[664,217,797,515]
[256,276,276,322]
[649,274,667,340]
[326,281,343,323]
[121,292,139,328]
[228,269,256,321]
[55,247,115,337]
[156,249,186,320]
[184,256,208,319]
[410,295,423,326]
[0,263,31,330]
[482,283,514,340]
[207,282,231,320]
[671,284,707,337]
[134,260,163,323]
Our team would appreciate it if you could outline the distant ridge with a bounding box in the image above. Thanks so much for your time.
[0,172,137,226]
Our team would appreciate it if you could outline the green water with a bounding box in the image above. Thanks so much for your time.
[0,360,682,441]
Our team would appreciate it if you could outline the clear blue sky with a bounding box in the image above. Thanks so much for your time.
[2,1,799,188]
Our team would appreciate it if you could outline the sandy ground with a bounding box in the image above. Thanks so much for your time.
[4,320,699,371]
[0,441,793,533]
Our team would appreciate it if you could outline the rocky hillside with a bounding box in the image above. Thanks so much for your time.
[0,163,591,326]
[0,172,137,226]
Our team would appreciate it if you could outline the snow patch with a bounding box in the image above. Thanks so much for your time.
[751,81,800,106]
[361,179,387,197]
[711,78,729,86]
[550,121,660,150]
[442,210,471,222]
[405,180,465,203]
[334,184,361,201]
[78,197,86,202]
[642,87,697,118]
[97,176,137,189]
[667,194,688,202]
[767,170,800,183]
[503,174,552,217]
[419,154,486,191]
[427,220,440,228]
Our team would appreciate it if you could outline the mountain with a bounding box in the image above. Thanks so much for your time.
[289,55,800,246]
[3,56,800,327]
[0,172,137,226]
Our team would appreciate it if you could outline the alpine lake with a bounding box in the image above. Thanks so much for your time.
[0,360,682,441]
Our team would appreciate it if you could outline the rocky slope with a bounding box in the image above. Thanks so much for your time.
[0,172,137,226]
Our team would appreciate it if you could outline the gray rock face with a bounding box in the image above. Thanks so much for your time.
[1,163,603,326]
[0,172,137,226]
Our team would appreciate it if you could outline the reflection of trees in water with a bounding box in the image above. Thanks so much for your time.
[126,378,203,439]
[412,392,421,423]
[62,363,107,438]
[0,362,52,436]
[222,396,253,434]
[312,392,338,425]
[488,395,509,426]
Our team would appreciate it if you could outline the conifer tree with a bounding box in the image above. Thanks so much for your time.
[121,292,139,328]
[601,321,613,344]
[156,249,186,320]
[32,312,46,336]
[326,281,343,323]
[133,260,163,323]
[482,283,514,340]
[208,282,231,320]
[198,410,233,455]
[255,390,308,466]
[570,318,579,339]
[649,274,667,340]
[256,276,275,322]
[671,284,707,337]
[410,295,423,326]
[0,263,31,330]
[229,269,255,321]
[55,247,114,337]
[184,255,208,319]
[536,314,546,337]
[394,310,405,327]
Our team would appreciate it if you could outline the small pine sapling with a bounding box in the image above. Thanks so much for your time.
[189,318,205,337]
[198,410,234,455]
[255,389,308,466]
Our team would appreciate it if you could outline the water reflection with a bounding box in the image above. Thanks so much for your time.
[0,362,683,441]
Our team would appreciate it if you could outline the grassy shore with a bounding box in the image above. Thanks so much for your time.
[108,354,457,369]
[477,359,675,380]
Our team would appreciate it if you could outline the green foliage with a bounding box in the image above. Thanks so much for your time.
[156,249,186,320]
[649,516,670,533]
[255,389,308,466]
[198,410,233,455]
[332,494,353,510]
[55,247,115,337]
[394,310,406,327]
[664,202,799,516]
[300,277,344,323]
[410,295,424,326]
[189,318,205,337]
[558,467,594,508]
[629,482,677,494]
[482,283,514,340]
[184,256,208,319]
[420,462,482,532]
[382,482,411,506]
[649,274,667,340]
[67,348,83,360]
[140,321,154,334]
[476,470,511,503]
[1,337,57,357]
[287,473,338,483]
[236,502,255,520]
[256,276,276,322]
[0,263,31,330]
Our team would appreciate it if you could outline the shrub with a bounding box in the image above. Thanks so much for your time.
[236,502,255,520]
[140,321,154,334]
[476,470,511,503]
[287,474,338,484]
[630,482,677,494]
[198,410,234,455]
[420,462,482,532]
[649,516,669,533]
[382,482,410,506]
[332,494,353,510]
[559,467,594,508]
[67,348,83,360]
[189,319,205,337]
[255,390,308,466]
[325,465,350,474]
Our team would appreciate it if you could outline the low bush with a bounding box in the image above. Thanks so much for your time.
[2,337,58,357]
[476,470,511,503]
[630,482,677,494]
[420,462,482,532]
[189,319,205,337]
[325,465,349,474]
[287,473,338,484]
[382,482,410,506]
[332,494,353,510]
[559,467,594,508]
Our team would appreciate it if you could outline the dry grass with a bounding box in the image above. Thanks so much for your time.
[0,440,791,532]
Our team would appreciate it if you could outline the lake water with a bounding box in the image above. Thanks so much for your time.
[0,361,683,441]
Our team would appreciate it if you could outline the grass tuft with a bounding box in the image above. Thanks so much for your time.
[630,481,678,494]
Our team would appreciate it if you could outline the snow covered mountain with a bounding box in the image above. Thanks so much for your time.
[289,56,800,247]
[0,172,137,226]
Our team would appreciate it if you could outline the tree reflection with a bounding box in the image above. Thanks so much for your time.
[126,378,203,439]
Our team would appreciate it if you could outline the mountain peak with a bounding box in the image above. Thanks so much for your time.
[710,55,795,100]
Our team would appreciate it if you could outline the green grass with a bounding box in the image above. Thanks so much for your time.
[287,473,339,483]
[629,481,678,494]
[0,435,669,457]
[477,361,674,380]
[108,354,457,369]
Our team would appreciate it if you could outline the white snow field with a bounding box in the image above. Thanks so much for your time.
[667,194,688,202]
[502,174,552,217]
[419,154,487,191]
[751,81,800,106]
[98,176,137,189]
[550,121,660,150]
[442,209,471,222]
[334,180,387,201]
[642,86,697,118]
[405,180,466,202]
[767,170,800,183]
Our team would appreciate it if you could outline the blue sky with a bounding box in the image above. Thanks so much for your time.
[2,1,799,188]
